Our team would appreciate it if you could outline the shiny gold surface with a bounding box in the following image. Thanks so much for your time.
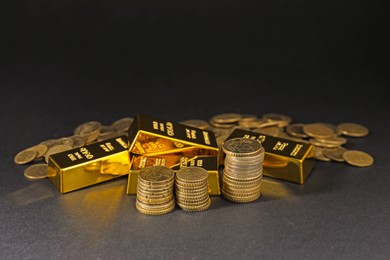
[48,135,131,193]
[128,114,218,157]
[127,114,220,195]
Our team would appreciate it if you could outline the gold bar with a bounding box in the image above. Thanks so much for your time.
[128,114,218,157]
[48,135,131,193]
[126,154,221,195]
[224,129,315,184]
[126,114,220,195]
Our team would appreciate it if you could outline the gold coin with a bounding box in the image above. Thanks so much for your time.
[175,190,209,201]
[222,138,263,157]
[209,120,237,129]
[313,147,332,161]
[222,191,261,203]
[303,123,335,139]
[309,138,340,148]
[177,198,211,211]
[238,114,258,122]
[137,180,175,191]
[222,187,261,197]
[342,150,374,167]
[39,139,57,148]
[31,144,48,159]
[175,183,209,193]
[24,163,48,179]
[323,147,348,162]
[211,113,242,124]
[135,199,176,215]
[286,123,308,138]
[262,113,292,127]
[138,166,175,184]
[222,177,261,189]
[337,122,369,137]
[56,137,75,147]
[223,170,263,182]
[175,166,208,183]
[45,144,73,163]
[110,117,134,133]
[252,126,282,137]
[313,136,347,146]
[136,193,174,204]
[180,119,210,130]
[14,149,37,165]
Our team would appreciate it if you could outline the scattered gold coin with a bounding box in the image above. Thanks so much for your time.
[342,150,374,167]
[303,123,335,139]
[14,149,37,165]
[337,122,369,137]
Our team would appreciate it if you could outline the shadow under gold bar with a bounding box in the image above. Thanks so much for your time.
[126,154,221,195]
[224,129,315,184]
[48,135,131,193]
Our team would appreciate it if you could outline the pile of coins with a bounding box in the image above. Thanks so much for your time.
[175,167,211,212]
[181,113,374,168]
[13,117,134,179]
[221,138,265,203]
[135,166,176,215]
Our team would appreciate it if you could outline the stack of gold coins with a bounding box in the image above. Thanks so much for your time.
[175,166,211,212]
[222,138,264,203]
[135,166,176,215]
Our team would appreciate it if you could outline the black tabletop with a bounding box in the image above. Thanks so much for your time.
[1,1,389,259]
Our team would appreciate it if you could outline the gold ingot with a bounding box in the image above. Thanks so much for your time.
[48,135,130,193]
[128,114,218,157]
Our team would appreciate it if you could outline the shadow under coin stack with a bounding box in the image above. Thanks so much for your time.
[222,138,265,203]
[175,167,211,212]
[136,166,176,215]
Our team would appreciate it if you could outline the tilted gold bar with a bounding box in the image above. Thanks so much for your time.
[225,129,315,184]
[48,135,131,193]
[126,154,221,195]
[127,114,218,157]
[126,114,220,195]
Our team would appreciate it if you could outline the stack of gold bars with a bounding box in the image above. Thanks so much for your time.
[13,112,373,216]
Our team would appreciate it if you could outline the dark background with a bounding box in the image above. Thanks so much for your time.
[1,1,389,259]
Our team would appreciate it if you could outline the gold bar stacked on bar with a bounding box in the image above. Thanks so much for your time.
[126,114,220,195]
[224,129,315,184]
[47,135,131,193]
